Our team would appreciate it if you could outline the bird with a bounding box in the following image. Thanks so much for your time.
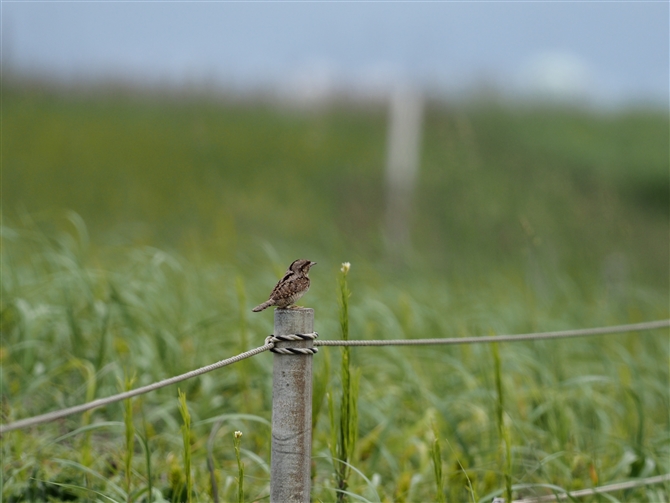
[252,259,317,312]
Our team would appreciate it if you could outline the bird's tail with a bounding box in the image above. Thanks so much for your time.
[252,299,275,312]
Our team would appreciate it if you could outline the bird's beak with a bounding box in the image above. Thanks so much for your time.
[310,261,317,267]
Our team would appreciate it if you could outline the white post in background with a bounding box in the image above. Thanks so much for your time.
[384,85,424,258]
[270,308,314,503]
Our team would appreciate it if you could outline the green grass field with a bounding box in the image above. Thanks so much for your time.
[2,82,669,502]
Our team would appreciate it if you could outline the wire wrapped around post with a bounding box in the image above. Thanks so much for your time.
[266,332,319,355]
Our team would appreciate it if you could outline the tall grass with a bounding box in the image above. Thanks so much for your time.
[178,389,192,503]
[491,342,512,503]
[122,375,136,503]
[2,213,669,501]
[233,431,244,503]
[329,263,361,503]
[138,410,154,503]
[431,425,446,503]
[76,359,97,501]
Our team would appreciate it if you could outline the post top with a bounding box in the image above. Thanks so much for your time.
[274,308,314,337]
[274,307,314,316]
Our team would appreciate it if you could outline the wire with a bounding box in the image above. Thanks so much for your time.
[512,472,670,502]
[314,320,670,347]
[267,332,319,354]
[0,342,273,434]
[1,320,667,434]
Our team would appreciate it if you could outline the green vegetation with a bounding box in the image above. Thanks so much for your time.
[233,431,244,503]
[430,425,445,503]
[492,342,512,503]
[329,263,360,502]
[123,375,136,502]
[1,82,668,502]
[177,389,193,503]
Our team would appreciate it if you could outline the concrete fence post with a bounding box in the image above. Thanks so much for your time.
[384,85,424,257]
[271,307,314,503]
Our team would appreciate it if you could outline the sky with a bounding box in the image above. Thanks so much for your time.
[2,1,668,106]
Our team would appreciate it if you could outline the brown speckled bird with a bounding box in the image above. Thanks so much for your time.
[252,259,317,312]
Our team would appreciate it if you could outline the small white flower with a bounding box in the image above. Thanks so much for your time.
[234,431,243,439]
[340,262,351,274]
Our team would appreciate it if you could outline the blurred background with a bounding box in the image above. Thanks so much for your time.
[3,1,669,278]
[2,2,669,501]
